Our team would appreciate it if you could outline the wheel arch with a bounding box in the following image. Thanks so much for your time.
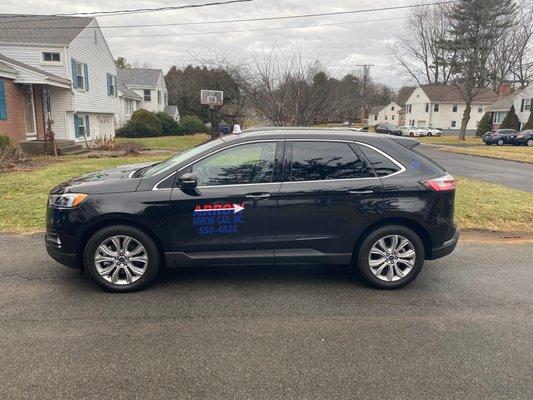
[76,217,167,270]
[352,217,433,261]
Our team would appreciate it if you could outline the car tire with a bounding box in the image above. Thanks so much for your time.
[83,225,160,292]
[485,142,491,145]
[497,139,504,146]
[355,225,425,290]
[409,132,414,137]
[428,132,432,137]
[527,139,533,147]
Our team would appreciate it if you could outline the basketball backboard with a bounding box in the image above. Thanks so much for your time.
[200,90,224,108]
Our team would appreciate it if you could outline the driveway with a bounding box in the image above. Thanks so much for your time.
[417,145,533,192]
[0,233,531,399]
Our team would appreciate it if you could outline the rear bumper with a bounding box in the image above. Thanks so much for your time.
[429,225,460,260]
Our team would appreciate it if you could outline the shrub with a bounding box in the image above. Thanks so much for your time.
[523,110,533,130]
[117,141,146,155]
[154,112,180,135]
[0,134,11,150]
[91,136,117,151]
[476,112,491,137]
[499,105,521,130]
[0,135,21,167]
[116,109,163,138]
[179,115,207,135]
[130,109,162,134]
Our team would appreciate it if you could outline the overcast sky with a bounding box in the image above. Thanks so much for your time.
[2,0,420,89]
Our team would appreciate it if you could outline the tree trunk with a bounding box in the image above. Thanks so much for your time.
[459,102,471,140]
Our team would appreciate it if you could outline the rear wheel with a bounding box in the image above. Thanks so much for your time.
[355,225,425,289]
[497,139,504,146]
[527,139,533,147]
[83,225,160,292]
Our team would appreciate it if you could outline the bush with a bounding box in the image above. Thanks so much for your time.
[130,109,162,134]
[117,141,146,155]
[499,105,521,130]
[178,115,208,135]
[476,112,491,137]
[116,109,163,138]
[0,134,11,150]
[0,135,21,166]
[523,110,533,130]
[154,112,180,135]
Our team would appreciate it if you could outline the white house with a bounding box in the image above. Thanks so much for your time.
[117,82,142,126]
[367,102,402,125]
[0,14,119,142]
[487,84,532,130]
[403,84,498,130]
[117,68,178,125]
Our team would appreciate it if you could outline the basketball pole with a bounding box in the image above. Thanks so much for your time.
[209,105,216,140]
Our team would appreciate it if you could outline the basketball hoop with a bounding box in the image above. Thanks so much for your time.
[201,90,223,109]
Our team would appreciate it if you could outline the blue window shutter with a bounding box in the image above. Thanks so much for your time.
[106,73,111,96]
[83,63,89,91]
[113,75,117,96]
[71,59,77,89]
[0,80,7,120]
[85,115,90,137]
[73,115,80,138]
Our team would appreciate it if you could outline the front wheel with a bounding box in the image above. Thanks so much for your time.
[83,225,160,292]
[497,139,504,146]
[527,139,533,147]
[355,225,425,289]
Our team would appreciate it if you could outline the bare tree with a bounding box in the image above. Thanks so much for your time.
[390,1,455,84]
[508,5,533,88]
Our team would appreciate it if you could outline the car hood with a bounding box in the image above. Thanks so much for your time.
[50,162,155,195]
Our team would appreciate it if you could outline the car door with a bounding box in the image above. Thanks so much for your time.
[274,140,383,265]
[168,140,283,266]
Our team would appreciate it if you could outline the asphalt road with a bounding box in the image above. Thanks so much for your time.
[0,233,531,399]
[418,145,533,192]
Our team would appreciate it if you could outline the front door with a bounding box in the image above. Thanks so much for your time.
[22,85,37,139]
[275,140,383,265]
[169,140,283,266]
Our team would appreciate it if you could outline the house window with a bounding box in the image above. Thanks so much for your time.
[158,90,162,104]
[143,89,151,102]
[74,114,90,138]
[493,112,507,124]
[452,104,458,112]
[0,80,7,120]
[525,99,531,111]
[385,115,388,120]
[42,52,60,62]
[451,121,457,128]
[392,115,395,120]
[125,100,134,116]
[425,103,429,113]
[391,106,395,111]
[71,59,87,90]
[106,74,117,97]
[164,92,168,105]
[406,104,412,113]
[434,103,440,112]
[374,115,377,121]
[477,106,483,113]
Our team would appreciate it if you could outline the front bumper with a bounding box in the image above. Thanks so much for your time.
[45,241,79,268]
[429,225,460,260]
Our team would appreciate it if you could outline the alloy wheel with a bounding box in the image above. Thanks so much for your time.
[527,139,533,147]
[94,235,148,285]
[368,235,416,282]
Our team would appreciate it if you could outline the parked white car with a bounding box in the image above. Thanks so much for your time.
[400,126,427,137]
[420,126,443,137]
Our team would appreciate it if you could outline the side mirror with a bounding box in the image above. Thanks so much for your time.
[177,172,197,189]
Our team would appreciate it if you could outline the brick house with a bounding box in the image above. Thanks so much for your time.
[0,14,119,144]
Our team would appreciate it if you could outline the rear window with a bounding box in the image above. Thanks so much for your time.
[357,145,401,177]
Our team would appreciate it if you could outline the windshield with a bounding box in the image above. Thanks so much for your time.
[142,138,222,177]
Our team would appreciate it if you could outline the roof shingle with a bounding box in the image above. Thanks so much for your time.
[117,68,162,87]
[420,84,498,104]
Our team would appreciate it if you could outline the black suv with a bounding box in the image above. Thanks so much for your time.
[46,129,459,292]
[482,129,517,145]
[376,123,402,136]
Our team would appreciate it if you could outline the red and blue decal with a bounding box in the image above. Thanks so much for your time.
[193,203,245,235]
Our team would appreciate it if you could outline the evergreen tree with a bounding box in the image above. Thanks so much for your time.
[476,112,492,137]
[499,105,521,130]
[523,110,533,130]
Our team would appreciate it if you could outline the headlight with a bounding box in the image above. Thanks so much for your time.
[48,193,88,208]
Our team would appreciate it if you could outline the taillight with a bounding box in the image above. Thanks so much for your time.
[422,173,456,192]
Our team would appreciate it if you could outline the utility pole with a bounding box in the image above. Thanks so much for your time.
[356,64,373,124]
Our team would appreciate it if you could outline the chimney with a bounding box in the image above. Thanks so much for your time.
[498,83,512,97]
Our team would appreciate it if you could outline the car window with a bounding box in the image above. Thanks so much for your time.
[289,141,367,181]
[191,142,277,186]
[357,145,402,177]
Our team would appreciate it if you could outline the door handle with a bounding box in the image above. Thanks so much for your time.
[349,189,374,195]
[246,192,271,199]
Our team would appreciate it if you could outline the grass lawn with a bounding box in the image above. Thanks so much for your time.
[115,134,209,151]
[455,177,533,232]
[418,136,533,163]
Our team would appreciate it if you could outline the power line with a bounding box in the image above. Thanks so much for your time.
[5,16,407,40]
[0,1,456,30]
[0,0,252,18]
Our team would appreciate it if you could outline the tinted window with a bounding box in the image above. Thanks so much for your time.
[290,142,365,181]
[192,142,276,186]
[358,145,401,177]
